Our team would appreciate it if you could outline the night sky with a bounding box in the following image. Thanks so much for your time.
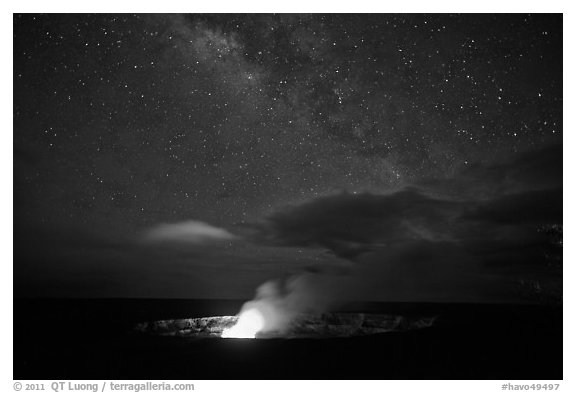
[14,14,562,302]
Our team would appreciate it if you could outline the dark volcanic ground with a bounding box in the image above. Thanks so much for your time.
[13,299,562,380]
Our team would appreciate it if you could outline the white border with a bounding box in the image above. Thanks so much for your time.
[4,2,572,392]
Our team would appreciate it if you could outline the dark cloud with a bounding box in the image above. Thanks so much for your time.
[462,188,562,226]
[257,145,562,282]
[422,143,563,199]
[263,188,460,258]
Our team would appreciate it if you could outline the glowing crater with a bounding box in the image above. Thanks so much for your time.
[221,308,265,339]
[135,313,436,339]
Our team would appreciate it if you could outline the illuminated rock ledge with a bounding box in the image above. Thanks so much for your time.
[134,313,436,339]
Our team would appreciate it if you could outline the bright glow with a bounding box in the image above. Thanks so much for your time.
[221,308,265,338]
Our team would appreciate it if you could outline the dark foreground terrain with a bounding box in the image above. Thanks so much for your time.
[13,299,562,379]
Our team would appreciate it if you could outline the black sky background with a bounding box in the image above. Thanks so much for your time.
[13,14,562,302]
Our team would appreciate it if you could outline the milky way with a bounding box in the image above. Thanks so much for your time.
[14,14,561,227]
